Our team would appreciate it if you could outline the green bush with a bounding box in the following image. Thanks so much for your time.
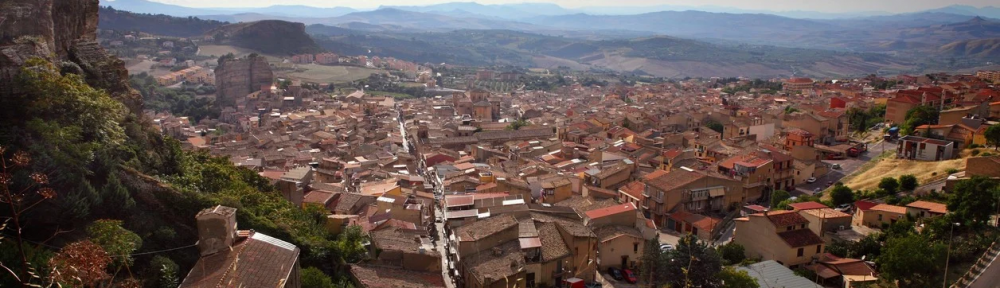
[899,175,918,191]
[971,149,981,156]
[945,168,959,175]
[301,267,336,288]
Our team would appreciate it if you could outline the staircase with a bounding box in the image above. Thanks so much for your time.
[951,241,1000,288]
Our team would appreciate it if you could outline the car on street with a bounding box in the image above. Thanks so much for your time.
[660,244,674,252]
[607,267,623,281]
[837,204,852,212]
[832,163,842,169]
[622,269,638,284]
[806,177,817,183]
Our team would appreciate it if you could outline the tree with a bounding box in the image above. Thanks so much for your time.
[877,234,946,287]
[947,176,1000,226]
[301,267,336,288]
[770,190,791,209]
[86,219,142,268]
[716,242,746,265]
[830,184,854,206]
[878,177,899,195]
[715,266,759,288]
[899,175,918,191]
[638,238,662,286]
[336,225,369,263]
[705,120,724,133]
[901,106,939,135]
[48,240,112,287]
[984,124,1000,150]
[663,235,723,288]
[148,256,179,288]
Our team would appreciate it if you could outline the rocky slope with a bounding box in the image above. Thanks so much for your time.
[940,38,1000,59]
[1,0,141,114]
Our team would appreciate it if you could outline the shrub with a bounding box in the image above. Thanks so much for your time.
[899,175,918,191]
[972,150,981,156]
[945,168,959,175]
[878,178,899,194]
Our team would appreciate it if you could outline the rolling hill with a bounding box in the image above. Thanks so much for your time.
[98,6,227,37]
[940,38,1000,59]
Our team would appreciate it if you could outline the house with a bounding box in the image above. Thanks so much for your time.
[798,208,852,241]
[594,225,646,270]
[369,225,439,272]
[733,210,825,267]
[852,202,906,228]
[617,181,645,207]
[784,78,814,93]
[805,254,878,288]
[897,135,955,161]
[180,206,301,288]
[905,201,948,220]
[642,169,743,227]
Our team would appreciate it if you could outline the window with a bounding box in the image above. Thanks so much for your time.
[575,247,579,255]
[634,243,639,253]
[797,248,804,257]
[787,226,793,231]
[816,245,822,253]
[878,214,883,221]
[801,224,806,229]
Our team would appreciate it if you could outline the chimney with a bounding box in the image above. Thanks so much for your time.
[195,205,239,256]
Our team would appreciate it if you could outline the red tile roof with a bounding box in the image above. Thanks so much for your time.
[906,201,948,214]
[788,201,829,211]
[349,264,445,288]
[618,181,645,200]
[585,203,636,220]
[777,229,825,247]
[854,200,878,211]
[764,210,810,227]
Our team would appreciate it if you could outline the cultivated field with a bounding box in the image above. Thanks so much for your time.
[276,64,382,83]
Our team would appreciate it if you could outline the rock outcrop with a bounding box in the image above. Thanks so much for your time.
[214,54,273,108]
[207,20,322,56]
[1,0,141,114]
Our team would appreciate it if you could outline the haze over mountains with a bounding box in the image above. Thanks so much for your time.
[99,0,1000,78]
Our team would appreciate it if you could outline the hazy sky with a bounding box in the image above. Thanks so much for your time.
[138,0,993,13]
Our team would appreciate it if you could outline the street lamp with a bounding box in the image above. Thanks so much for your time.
[943,222,960,288]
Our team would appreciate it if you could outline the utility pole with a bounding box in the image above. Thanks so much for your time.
[944,222,960,288]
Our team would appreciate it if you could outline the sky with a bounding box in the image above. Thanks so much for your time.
[134,0,993,13]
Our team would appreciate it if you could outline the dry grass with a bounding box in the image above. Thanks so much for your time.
[842,149,991,192]
[275,64,381,84]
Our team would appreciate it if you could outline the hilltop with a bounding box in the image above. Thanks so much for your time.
[206,20,323,55]
[98,6,227,37]
[940,38,1000,59]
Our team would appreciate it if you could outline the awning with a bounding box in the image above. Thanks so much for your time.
[708,187,726,198]
[519,237,542,249]
[806,264,841,279]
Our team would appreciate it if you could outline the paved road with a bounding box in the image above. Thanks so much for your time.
[968,253,1000,288]
[793,140,897,197]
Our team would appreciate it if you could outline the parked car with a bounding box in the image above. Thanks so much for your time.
[806,177,817,183]
[622,269,638,284]
[585,282,603,288]
[660,244,674,252]
[832,163,842,170]
[837,204,852,212]
[607,267,623,281]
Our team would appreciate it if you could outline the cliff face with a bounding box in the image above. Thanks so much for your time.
[0,0,141,114]
[214,54,273,108]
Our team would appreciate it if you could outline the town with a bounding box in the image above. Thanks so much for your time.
[153,51,1000,288]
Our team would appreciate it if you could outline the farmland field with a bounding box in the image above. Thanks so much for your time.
[277,64,383,84]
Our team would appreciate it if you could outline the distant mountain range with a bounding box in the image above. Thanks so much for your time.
[97,0,1000,78]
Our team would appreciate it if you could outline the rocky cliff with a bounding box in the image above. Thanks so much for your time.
[214,54,273,108]
[1,0,141,114]
[207,20,323,55]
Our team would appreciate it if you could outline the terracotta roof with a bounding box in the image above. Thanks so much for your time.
[180,231,299,288]
[594,225,644,242]
[905,201,948,214]
[644,169,705,192]
[777,229,824,248]
[349,264,445,288]
[303,190,336,206]
[870,204,907,214]
[585,203,636,220]
[854,200,878,211]
[529,212,595,238]
[455,214,517,242]
[801,208,850,219]
[618,181,645,200]
[764,210,810,227]
[537,223,570,261]
[370,226,426,254]
[464,241,526,286]
[788,201,829,211]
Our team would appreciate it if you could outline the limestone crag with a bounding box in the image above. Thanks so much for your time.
[0,0,141,114]
[214,54,273,108]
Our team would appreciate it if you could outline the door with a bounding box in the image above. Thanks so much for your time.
[621,255,629,269]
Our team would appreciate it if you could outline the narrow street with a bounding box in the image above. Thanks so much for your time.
[793,140,897,197]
